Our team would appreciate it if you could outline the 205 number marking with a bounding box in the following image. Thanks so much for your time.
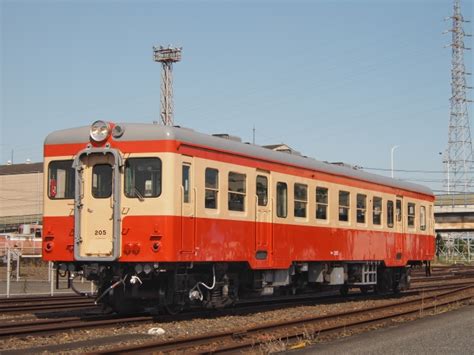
[95,230,107,236]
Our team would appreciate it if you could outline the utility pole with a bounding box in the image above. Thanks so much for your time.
[153,45,182,126]
[444,0,473,194]
[440,0,474,264]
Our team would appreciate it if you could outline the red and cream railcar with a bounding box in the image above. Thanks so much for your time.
[43,121,435,312]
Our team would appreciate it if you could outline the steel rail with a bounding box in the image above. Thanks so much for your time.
[94,285,474,354]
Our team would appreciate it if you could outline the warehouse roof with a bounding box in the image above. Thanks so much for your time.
[0,162,43,175]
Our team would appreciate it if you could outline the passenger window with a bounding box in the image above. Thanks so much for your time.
[339,190,350,222]
[92,164,112,198]
[228,172,246,212]
[182,165,190,203]
[316,187,328,220]
[408,202,416,228]
[294,183,307,218]
[373,197,382,225]
[256,175,268,206]
[277,182,288,218]
[357,194,367,223]
[396,199,402,222]
[48,160,75,199]
[387,200,394,228]
[125,158,161,198]
[205,168,219,209]
[420,206,426,231]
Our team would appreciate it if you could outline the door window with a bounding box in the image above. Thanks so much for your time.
[276,182,288,218]
[92,164,112,198]
[256,175,268,206]
[396,199,402,223]
[387,200,394,228]
[182,165,190,203]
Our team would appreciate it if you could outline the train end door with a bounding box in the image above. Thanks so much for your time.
[73,150,122,261]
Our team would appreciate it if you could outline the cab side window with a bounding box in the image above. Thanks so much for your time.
[48,160,75,199]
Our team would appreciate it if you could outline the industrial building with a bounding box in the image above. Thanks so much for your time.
[0,162,43,231]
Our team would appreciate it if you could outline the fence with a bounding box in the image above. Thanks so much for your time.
[0,247,94,298]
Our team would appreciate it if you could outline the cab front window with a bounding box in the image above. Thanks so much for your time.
[125,158,162,198]
[48,160,75,199]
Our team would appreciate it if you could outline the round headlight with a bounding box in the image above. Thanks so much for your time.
[90,120,111,142]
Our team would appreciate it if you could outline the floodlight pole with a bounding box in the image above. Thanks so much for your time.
[153,45,182,126]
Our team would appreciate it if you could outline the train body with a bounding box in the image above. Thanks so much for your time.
[43,121,435,312]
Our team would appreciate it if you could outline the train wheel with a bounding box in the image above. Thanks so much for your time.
[158,282,183,315]
[339,285,349,296]
[164,304,184,315]
[110,288,140,314]
[359,286,370,295]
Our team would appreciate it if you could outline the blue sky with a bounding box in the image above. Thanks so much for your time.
[1,0,473,193]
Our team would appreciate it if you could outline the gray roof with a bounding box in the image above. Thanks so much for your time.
[45,123,433,197]
[0,162,43,175]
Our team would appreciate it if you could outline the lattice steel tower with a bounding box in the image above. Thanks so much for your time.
[444,0,473,194]
[153,45,182,126]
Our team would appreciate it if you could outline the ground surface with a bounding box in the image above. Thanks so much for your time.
[298,304,474,354]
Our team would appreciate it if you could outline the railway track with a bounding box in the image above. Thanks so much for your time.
[1,281,471,340]
[95,285,474,354]
[0,294,96,314]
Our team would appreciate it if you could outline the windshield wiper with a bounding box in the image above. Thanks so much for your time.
[134,187,145,202]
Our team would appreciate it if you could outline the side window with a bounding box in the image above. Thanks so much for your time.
[48,160,75,199]
[316,187,329,220]
[205,168,219,209]
[356,194,367,223]
[256,175,268,206]
[92,164,112,198]
[125,158,162,198]
[373,197,382,225]
[228,172,246,212]
[387,200,394,228]
[408,202,416,228]
[420,206,426,231]
[396,199,402,222]
[276,182,288,218]
[339,190,350,222]
[294,183,308,218]
[182,164,190,203]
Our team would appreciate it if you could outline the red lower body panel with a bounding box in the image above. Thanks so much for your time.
[43,215,435,268]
